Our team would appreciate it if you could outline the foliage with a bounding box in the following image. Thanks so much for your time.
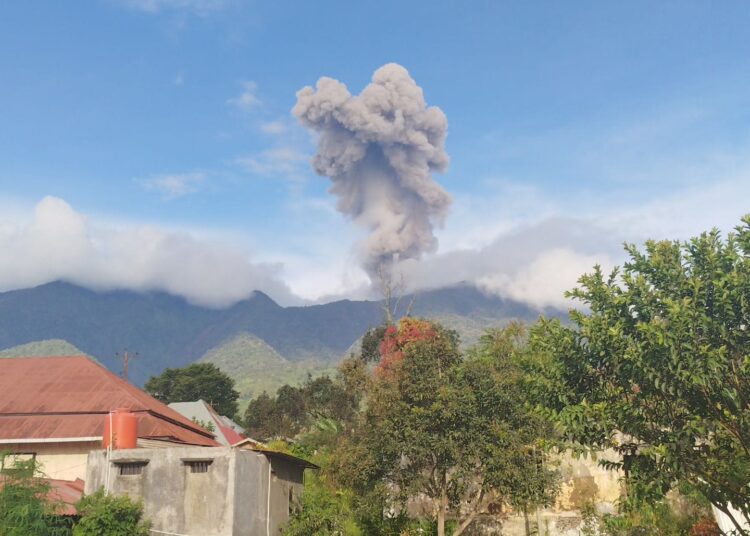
[690,517,722,536]
[400,518,458,536]
[580,492,718,536]
[190,417,215,432]
[145,362,239,418]
[0,455,72,536]
[528,216,750,533]
[360,325,388,363]
[73,489,150,536]
[244,369,362,441]
[199,333,337,407]
[333,319,560,536]
[0,339,84,358]
[282,470,361,536]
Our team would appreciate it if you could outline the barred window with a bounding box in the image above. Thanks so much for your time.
[184,460,212,473]
[117,462,147,476]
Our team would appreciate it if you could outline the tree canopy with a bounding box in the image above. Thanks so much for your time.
[244,372,362,441]
[334,318,559,536]
[528,216,750,533]
[145,363,239,418]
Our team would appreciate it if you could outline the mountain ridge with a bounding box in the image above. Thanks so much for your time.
[0,281,559,385]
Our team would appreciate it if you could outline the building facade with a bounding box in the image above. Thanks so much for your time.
[0,356,218,482]
[85,446,314,536]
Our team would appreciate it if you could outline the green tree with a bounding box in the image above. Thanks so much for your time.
[282,470,361,536]
[360,324,388,363]
[73,489,150,536]
[529,216,750,533]
[145,363,239,418]
[335,319,559,536]
[468,322,562,535]
[244,372,362,442]
[244,391,282,440]
[0,455,71,536]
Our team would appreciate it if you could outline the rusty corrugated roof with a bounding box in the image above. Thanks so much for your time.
[0,477,85,516]
[47,478,85,516]
[0,356,218,446]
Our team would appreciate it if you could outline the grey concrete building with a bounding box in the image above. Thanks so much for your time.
[85,446,315,536]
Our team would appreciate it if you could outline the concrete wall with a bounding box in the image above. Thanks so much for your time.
[555,449,621,513]
[402,449,623,536]
[3,441,99,481]
[231,451,305,536]
[266,455,305,535]
[462,450,623,536]
[86,447,306,536]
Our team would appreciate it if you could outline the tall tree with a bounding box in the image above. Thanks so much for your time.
[529,216,750,533]
[335,319,559,536]
[145,363,239,418]
[244,371,362,442]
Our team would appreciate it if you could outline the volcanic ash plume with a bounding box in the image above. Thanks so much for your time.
[293,63,451,276]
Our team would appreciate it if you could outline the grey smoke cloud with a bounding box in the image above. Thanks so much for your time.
[293,63,452,276]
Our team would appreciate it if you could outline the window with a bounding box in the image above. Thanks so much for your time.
[0,453,36,476]
[117,462,147,476]
[184,460,212,473]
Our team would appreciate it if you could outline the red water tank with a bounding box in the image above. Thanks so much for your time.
[103,408,138,450]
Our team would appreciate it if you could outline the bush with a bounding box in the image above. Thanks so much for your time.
[0,454,72,536]
[580,493,717,536]
[73,489,150,536]
[689,517,721,536]
[282,470,361,536]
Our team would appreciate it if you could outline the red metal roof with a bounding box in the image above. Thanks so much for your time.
[0,356,218,446]
[0,476,85,516]
[47,478,85,516]
[205,402,246,445]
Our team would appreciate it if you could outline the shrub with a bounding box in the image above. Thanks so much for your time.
[689,517,721,536]
[73,488,150,536]
[0,454,72,536]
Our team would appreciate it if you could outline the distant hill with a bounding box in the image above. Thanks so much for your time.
[0,281,559,385]
[199,333,336,407]
[0,338,85,358]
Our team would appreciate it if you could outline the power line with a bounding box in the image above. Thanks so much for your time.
[115,349,139,382]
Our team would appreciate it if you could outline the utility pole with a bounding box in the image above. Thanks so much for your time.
[116,349,138,382]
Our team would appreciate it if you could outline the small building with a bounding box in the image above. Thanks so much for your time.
[0,356,217,487]
[85,445,316,536]
[169,399,249,446]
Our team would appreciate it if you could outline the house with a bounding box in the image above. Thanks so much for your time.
[169,399,249,446]
[0,354,218,514]
[85,446,317,536]
[0,355,316,533]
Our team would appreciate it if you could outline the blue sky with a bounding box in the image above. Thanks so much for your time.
[1,0,749,306]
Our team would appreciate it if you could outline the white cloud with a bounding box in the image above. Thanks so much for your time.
[140,172,205,199]
[392,169,750,310]
[119,0,228,14]
[394,217,618,309]
[260,121,287,135]
[477,249,612,309]
[227,81,261,112]
[0,197,297,308]
[236,147,309,182]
